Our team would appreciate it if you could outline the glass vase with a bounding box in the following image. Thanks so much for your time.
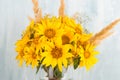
[46,67,67,80]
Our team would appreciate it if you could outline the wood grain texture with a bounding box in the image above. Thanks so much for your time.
[0,0,120,80]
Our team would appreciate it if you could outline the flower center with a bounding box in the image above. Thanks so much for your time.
[32,53,37,59]
[84,52,90,59]
[62,35,70,45]
[44,29,56,39]
[26,41,32,46]
[51,47,62,59]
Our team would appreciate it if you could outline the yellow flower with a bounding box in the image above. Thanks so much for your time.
[23,44,41,68]
[61,31,74,45]
[41,42,73,72]
[15,37,30,66]
[62,16,83,34]
[79,43,99,70]
[35,16,64,43]
[16,51,24,66]
[69,33,92,57]
[73,33,92,47]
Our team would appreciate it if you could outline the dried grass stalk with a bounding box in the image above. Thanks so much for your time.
[90,19,120,45]
[59,0,65,17]
[32,0,42,23]
[28,16,34,21]
[72,12,79,19]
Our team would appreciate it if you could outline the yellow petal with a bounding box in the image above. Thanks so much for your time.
[19,59,23,66]
[55,37,62,47]
[63,44,72,53]
[66,53,73,58]
[86,44,90,50]
[58,59,62,72]
[51,58,57,68]
[93,51,99,55]
[45,57,52,67]
[41,52,49,57]
[41,19,47,28]
[32,60,38,68]
[62,58,67,68]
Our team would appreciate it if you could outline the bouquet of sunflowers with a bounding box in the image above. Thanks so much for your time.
[15,0,120,80]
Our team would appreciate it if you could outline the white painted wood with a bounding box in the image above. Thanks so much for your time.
[0,0,120,80]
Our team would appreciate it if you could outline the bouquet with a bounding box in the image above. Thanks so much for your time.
[15,0,120,80]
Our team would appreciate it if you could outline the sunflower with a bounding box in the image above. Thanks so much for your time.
[41,42,73,72]
[79,43,99,70]
[62,16,84,34]
[23,44,41,68]
[15,35,30,66]
[61,31,74,45]
[68,32,91,57]
[72,33,92,47]
[34,16,64,43]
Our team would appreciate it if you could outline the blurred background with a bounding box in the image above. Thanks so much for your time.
[0,0,120,80]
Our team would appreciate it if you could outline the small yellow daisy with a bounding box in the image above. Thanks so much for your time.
[79,43,99,70]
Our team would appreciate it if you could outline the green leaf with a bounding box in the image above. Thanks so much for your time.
[36,62,41,74]
[42,65,49,73]
[36,58,44,74]
[54,67,62,79]
[73,57,81,69]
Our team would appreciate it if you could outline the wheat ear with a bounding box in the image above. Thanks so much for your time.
[90,19,120,45]
[32,0,42,23]
[59,0,65,17]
